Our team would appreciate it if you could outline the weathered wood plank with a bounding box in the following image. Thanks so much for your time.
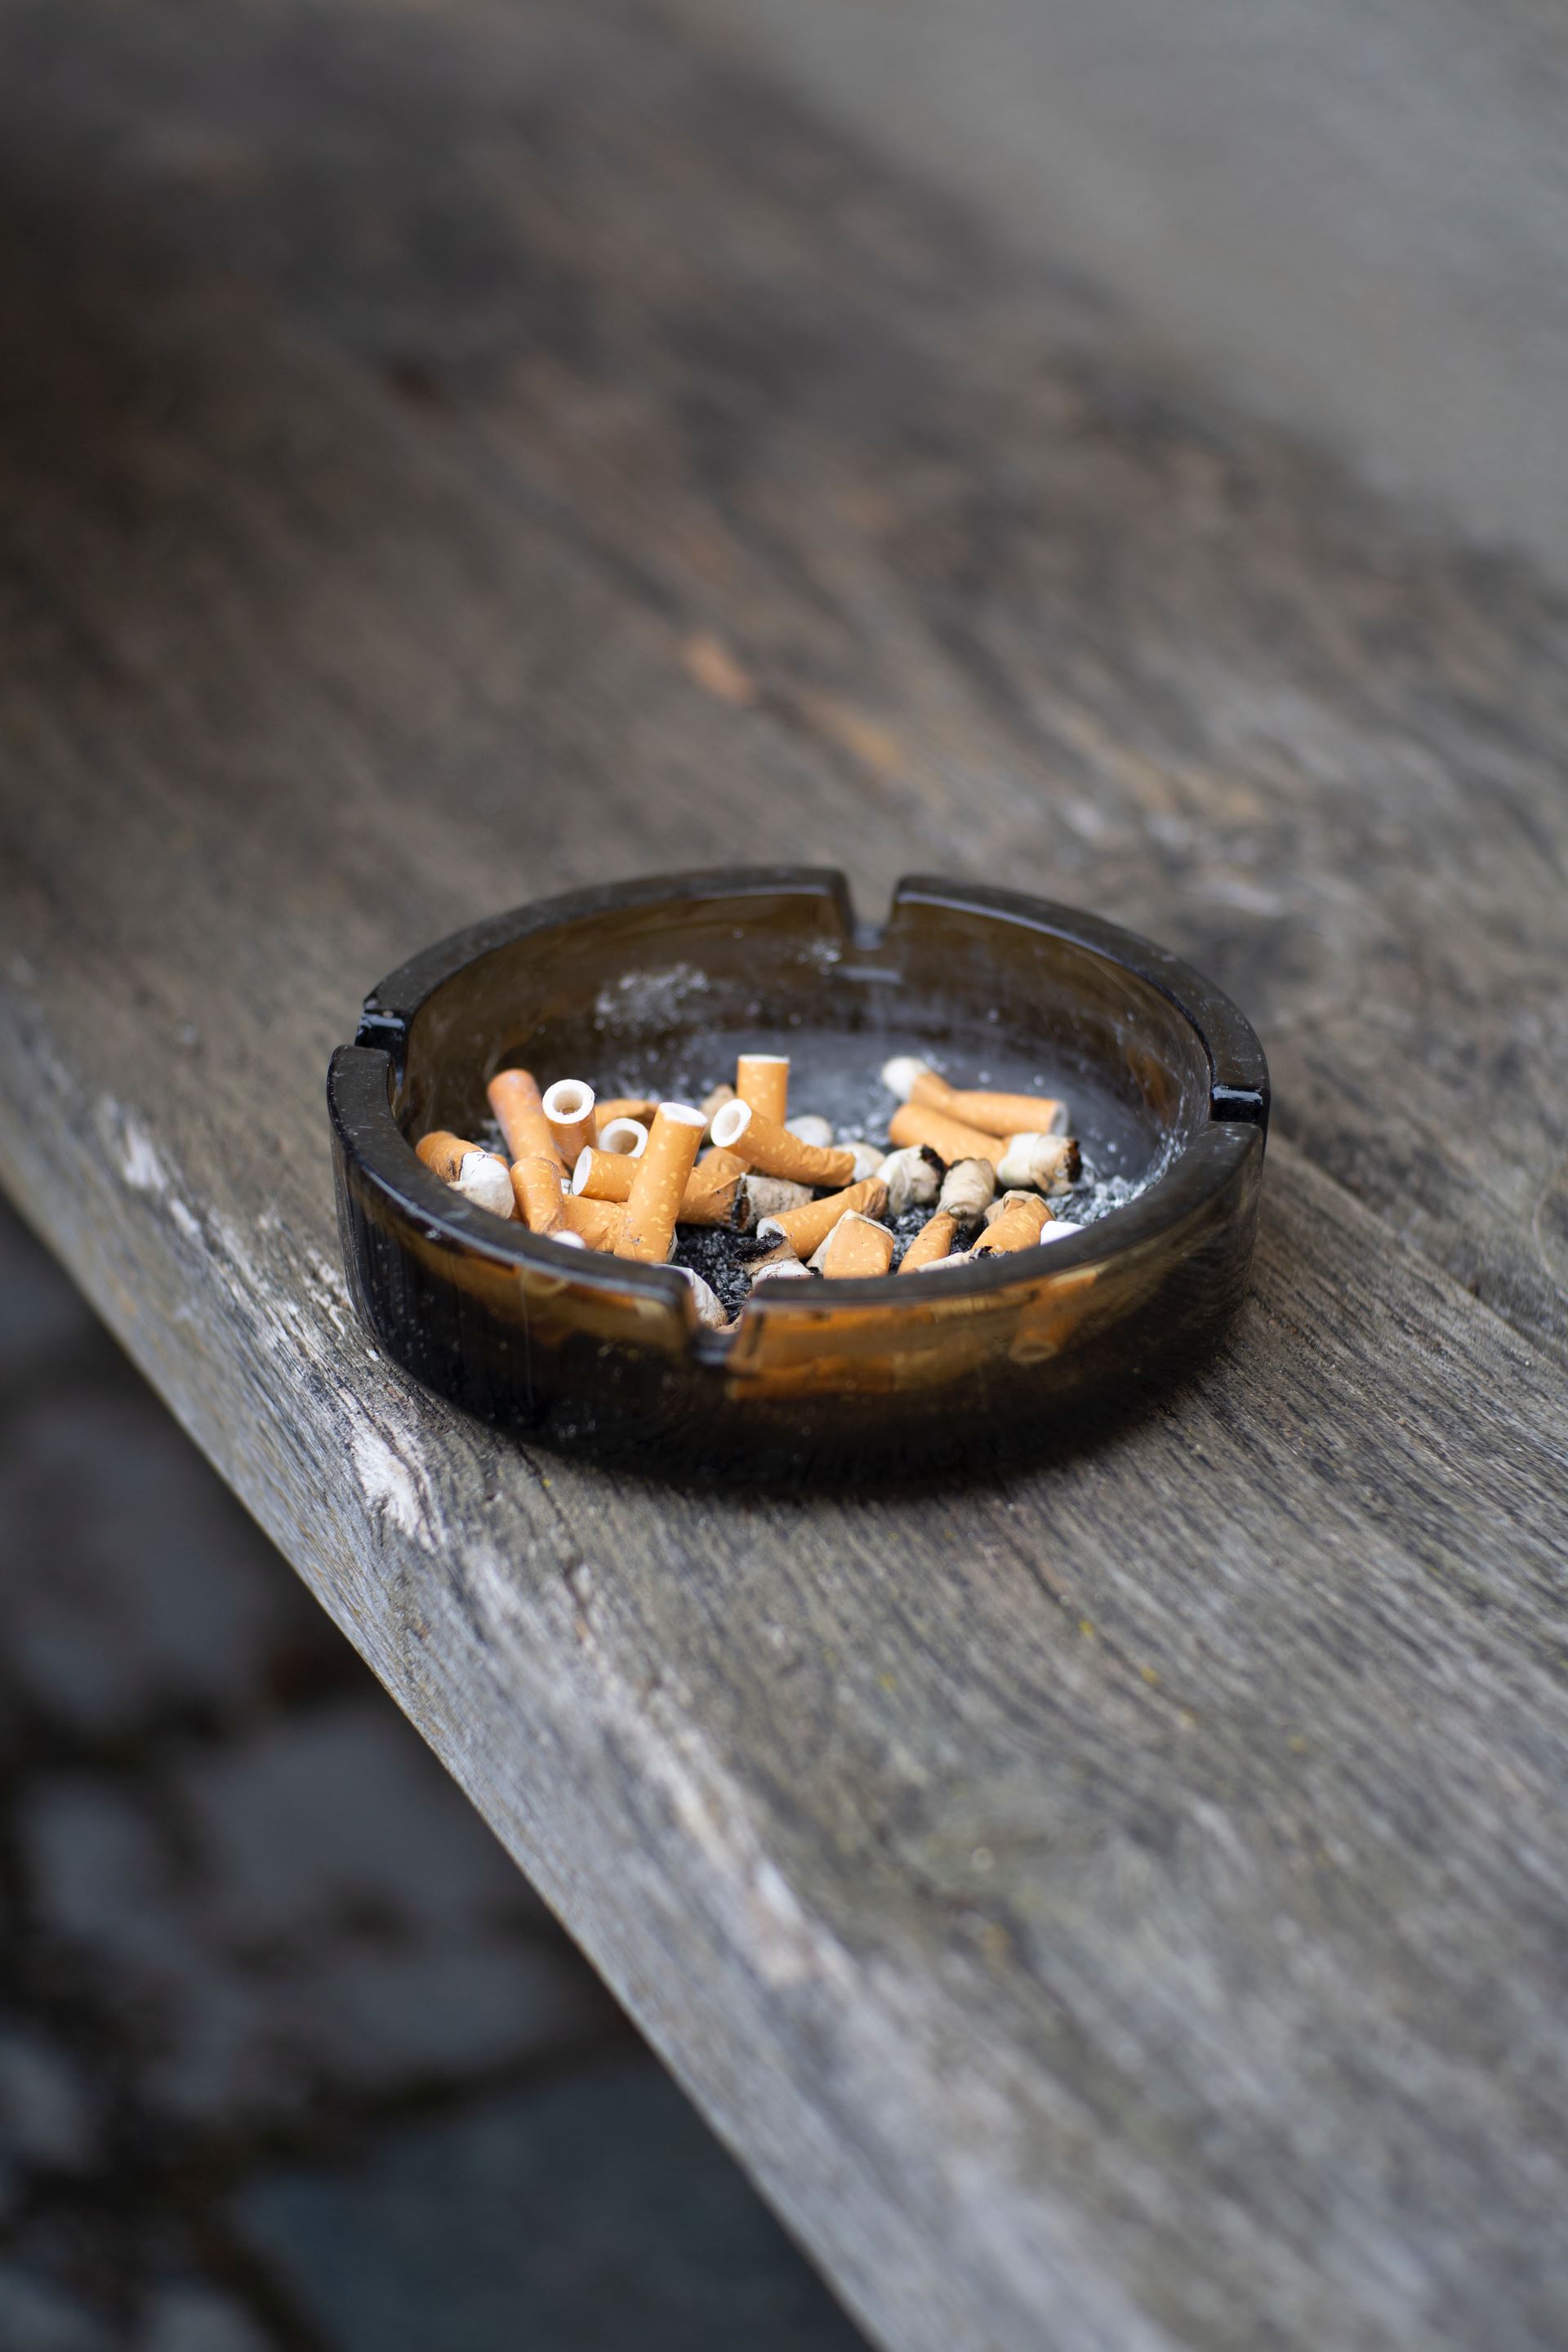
[1,2,1566,2347]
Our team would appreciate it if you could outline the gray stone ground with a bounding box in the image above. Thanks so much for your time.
[0,1200,867,2350]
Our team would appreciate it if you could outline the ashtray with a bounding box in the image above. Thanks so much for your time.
[327,868,1267,1481]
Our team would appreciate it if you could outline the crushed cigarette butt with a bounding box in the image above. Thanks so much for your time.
[416,1131,515,1218]
[812,1212,897,1279]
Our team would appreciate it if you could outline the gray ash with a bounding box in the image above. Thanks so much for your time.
[672,1222,762,1317]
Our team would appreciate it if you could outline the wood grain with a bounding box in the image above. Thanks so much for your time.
[1,2,1566,2346]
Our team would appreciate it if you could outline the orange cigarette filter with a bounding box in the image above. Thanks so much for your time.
[415,1131,515,1218]
[678,1147,750,1227]
[735,1054,790,1125]
[898,1210,959,1271]
[572,1147,637,1203]
[617,1102,706,1262]
[971,1192,1054,1255]
[887,1102,1004,1170]
[711,1098,854,1188]
[510,1154,567,1232]
[560,1192,626,1250]
[487,1069,561,1168]
[541,1079,597,1165]
[595,1096,658,1127]
[754,1175,888,1261]
[909,1070,1064,1137]
[818,1214,896,1279]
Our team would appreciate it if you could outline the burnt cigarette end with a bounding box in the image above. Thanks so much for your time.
[937,1156,996,1224]
[879,1144,944,1216]
[996,1132,1080,1194]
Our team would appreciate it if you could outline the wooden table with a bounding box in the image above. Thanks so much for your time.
[2,3,1566,2345]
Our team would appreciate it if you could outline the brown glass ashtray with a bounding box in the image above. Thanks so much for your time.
[327,869,1267,1481]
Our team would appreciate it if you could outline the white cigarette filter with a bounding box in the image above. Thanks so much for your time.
[881,1055,1066,1138]
[572,1147,638,1203]
[898,1209,959,1270]
[510,1153,567,1232]
[487,1069,560,1167]
[811,1212,897,1279]
[755,1176,889,1262]
[541,1079,598,1165]
[750,1256,811,1286]
[877,1144,943,1216]
[971,1192,1054,1255]
[785,1113,834,1149]
[937,1156,996,1223]
[416,1131,515,1218]
[597,1117,648,1158]
[735,1053,791,1125]
[617,1102,707,1262]
[995,1132,1082,1195]
[887,1102,1004,1170]
[843,1140,884,1183]
[710,1097,856,1189]
[737,1174,813,1229]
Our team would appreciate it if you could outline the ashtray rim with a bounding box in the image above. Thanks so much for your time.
[328,866,1268,1343]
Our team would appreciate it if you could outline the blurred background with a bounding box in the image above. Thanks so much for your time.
[0,1193,870,2349]
[2,0,1564,2342]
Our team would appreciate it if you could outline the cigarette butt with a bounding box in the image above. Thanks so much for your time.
[750,1256,811,1287]
[677,1147,750,1227]
[879,1144,944,1215]
[813,1212,896,1279]
[594,1097,658,1127]
[888,1102,1004,1169]
[737,1174,813,1229]
[711,1098,855,1187]
[996,1132,1082,1194]
[785,1113,834,1149]
[1039,1218,1084,1243]
[901,1250,973,1276]
[572,1147,637,1203]
[843,1140,884,1183]
[541,1079,597,1165]
[597,1117,648,1158]
[755,1175,889,1260]
[559,1192,626,1250]
[735,1054,791,1125]
[937,1085,1066,1136]
[510,1153,567,1232]
[487,1070,561,1167]
[675,1265,728,1328]
[938,1156,996,1223]
[972,1192,1054,1255]
[416,1131,516,1218]
[881,1054,1066,1139]
[617,1101,706,1261]
[898,1210,959,1270]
